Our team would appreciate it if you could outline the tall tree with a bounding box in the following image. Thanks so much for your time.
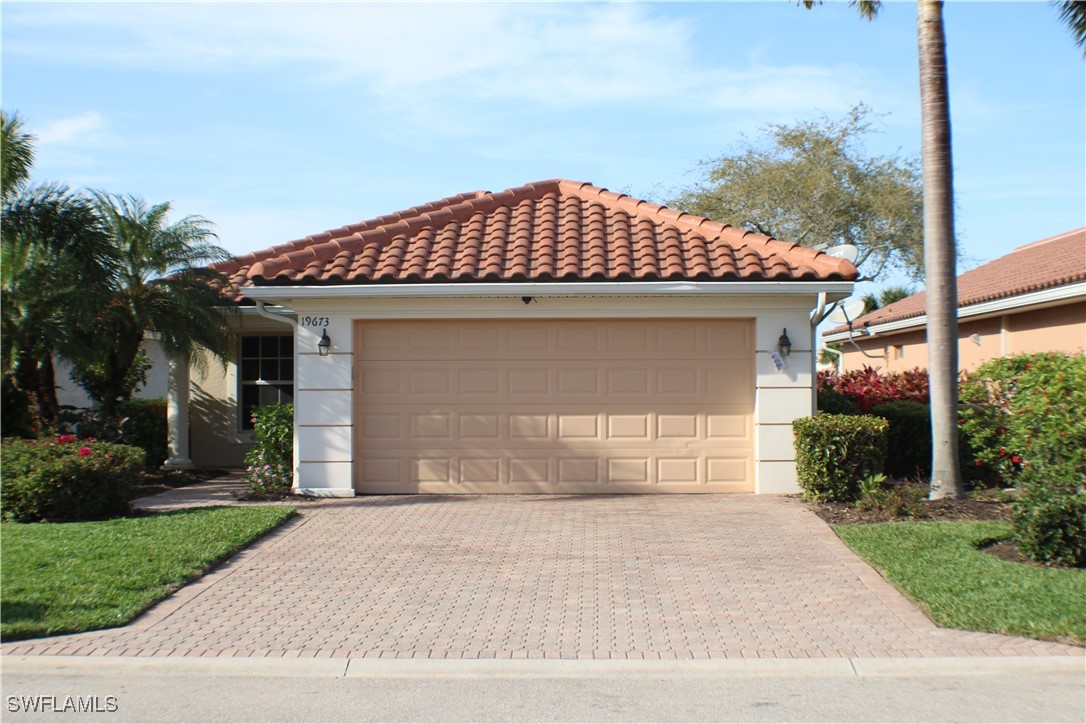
[669,104,924,282]
[802,0,964,499]
[915,0,962,500]
[72,193,236,422]
[1,111,111,428]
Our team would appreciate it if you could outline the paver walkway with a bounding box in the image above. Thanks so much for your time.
[3,485,1081,660]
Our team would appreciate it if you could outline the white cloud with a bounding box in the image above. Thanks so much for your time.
[5,3,880,117]
[36,111,105,145]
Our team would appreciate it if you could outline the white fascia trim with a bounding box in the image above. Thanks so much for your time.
[241,281,855,301]
[822,282,1086,343]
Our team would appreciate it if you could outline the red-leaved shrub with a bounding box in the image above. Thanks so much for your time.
[817,366,930,413]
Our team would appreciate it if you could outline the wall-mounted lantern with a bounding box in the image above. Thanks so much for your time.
[777,329,792,357]
[317,328,331,357]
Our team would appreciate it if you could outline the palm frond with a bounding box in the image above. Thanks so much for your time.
[1,110,35,200]
[1055,0,1086,52]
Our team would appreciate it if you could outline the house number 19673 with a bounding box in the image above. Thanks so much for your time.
[301,316,330,327]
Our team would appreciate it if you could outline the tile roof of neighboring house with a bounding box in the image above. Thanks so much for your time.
[827,227,1086,335]
[218,179,857,301]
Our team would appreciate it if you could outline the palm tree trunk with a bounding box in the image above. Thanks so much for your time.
[917,0,964,499]
[35,355,59,426]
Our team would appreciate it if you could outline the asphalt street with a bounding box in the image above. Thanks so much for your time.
[2,656,1083,723]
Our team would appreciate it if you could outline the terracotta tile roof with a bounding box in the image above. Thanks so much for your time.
[219,179,857,300]
[827,227,1086,335]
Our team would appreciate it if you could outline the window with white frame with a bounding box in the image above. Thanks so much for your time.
[239,335,294,431]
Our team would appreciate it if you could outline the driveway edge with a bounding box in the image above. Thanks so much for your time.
[3,655,1082,679]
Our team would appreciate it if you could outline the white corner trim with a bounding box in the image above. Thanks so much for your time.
[241,281,855,301]
[822,282,1086,343]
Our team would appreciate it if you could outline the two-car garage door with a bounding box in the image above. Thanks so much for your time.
[353,319,754,494]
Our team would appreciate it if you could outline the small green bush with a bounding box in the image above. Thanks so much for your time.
[793,414,889,502]
[243,403,294,496]
[118,399,168,468]
[857,479,930,519]
[1,438,144,522]
[1012,468,1086,567]
[872,400,931,480]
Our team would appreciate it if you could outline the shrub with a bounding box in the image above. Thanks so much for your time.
[118,399,168,468]
[243,403,294,496]
[817,387,860,415]
[793,414,889,502]
[817,366,929,413]
[872,400,931,480]
[857,479,930,519]
[959,352,1086,487]
[1,438,144,522]
[1012,467,1086,567]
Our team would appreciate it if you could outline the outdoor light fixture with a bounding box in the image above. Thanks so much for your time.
[777,329,792,357]
[317,328,331,357]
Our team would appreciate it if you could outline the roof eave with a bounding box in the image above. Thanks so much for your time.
[242,280,856,302]
[822,281,1086,343]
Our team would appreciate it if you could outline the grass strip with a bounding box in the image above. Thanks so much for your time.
[1,506,296,641]
[835,520,1086,645]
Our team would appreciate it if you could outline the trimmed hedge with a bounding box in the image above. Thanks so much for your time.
[872,400,931,480]
[1,438,144,522]
[793,414,889,502]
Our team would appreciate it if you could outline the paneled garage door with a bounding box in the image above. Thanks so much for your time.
[353,319,754,494]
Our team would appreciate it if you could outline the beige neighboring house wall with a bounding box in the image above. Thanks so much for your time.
[824,228,1086,373]
[837,301,1086,372]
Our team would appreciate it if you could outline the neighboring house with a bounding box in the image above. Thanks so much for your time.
[823,228,1086,372]
[166,180,857,495]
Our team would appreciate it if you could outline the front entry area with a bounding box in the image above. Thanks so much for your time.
[353,318,754,494]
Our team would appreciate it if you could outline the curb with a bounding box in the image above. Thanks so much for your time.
[3,655,1083,680]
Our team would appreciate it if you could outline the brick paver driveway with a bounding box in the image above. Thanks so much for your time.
[3,495,1080,659]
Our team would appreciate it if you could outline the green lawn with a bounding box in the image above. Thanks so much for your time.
[1,506,295,641]
[836,520,1086,645]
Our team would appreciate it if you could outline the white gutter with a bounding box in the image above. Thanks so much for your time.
[822,282,1085,343]
[255,300,298,329]
[241,280,855,301]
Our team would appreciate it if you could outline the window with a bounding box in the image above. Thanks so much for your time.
[239,335,294,430]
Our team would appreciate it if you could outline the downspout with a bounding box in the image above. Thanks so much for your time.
[811,292,829,413]
[255,301,301,493]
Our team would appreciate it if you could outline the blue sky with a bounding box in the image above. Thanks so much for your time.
[3,1,1083,295]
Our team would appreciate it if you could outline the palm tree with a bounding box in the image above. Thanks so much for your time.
[73,193,236,422]
[1,112,111,428]
[861,285,917,314]
[914,0,963,500]
[803,0,964,499]
[1,112,34,200]
[1056,0,1086,50]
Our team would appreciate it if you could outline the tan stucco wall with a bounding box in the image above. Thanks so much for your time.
[189,313,295,467]
[838,300,1086,373]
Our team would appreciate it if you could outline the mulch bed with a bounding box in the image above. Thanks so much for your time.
[807,496,1013,526]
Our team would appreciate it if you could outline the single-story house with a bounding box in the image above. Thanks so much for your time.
[160,180,856,495]
[823,228,1085,372]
